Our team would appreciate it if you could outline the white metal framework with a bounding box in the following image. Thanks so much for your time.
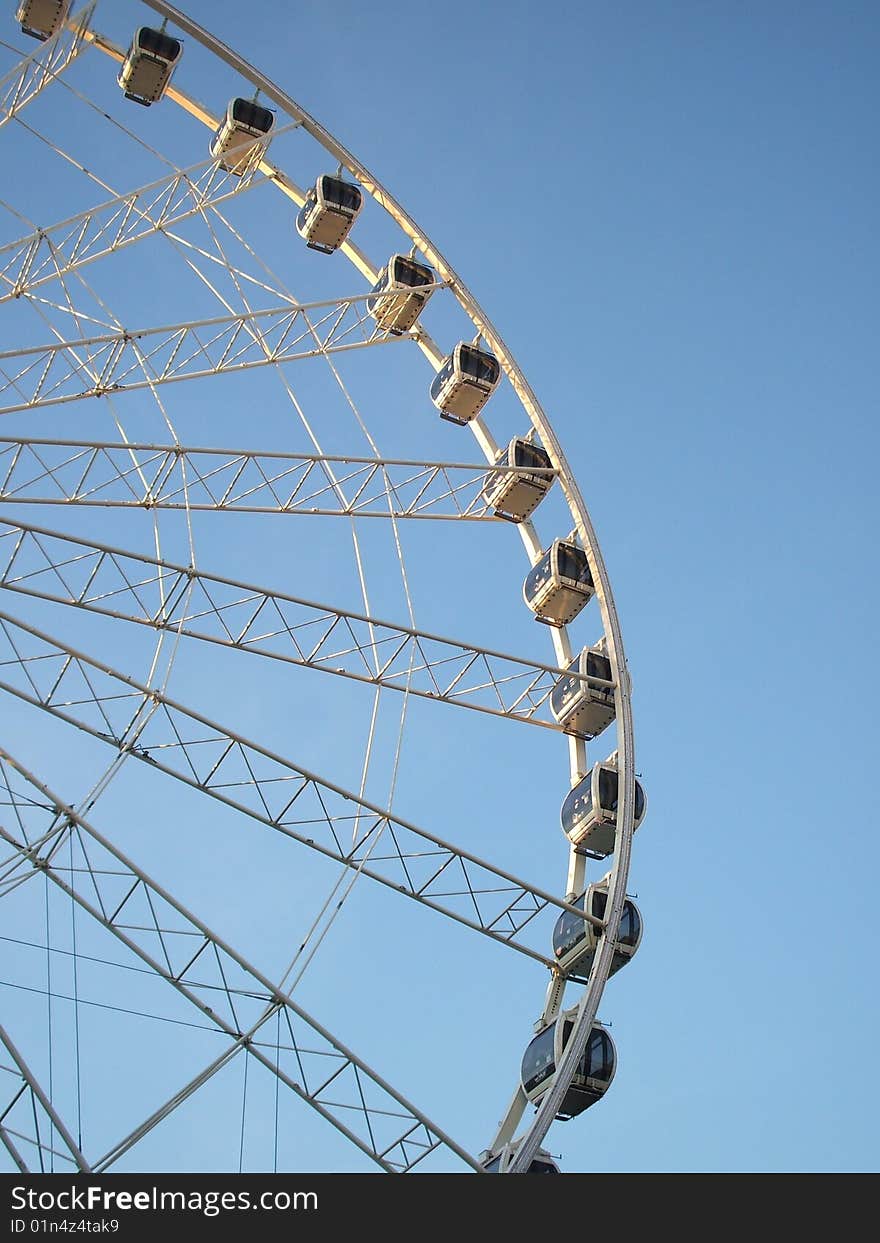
[0,0,640,1174]
[0,438,554,520]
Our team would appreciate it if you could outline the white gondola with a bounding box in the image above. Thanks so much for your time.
[15,0,68,40]
[550,642,616,739]
[561,754,647,856]
[366,253,435,335]
[480,1140,560,1174]
[552,877,643,981]
[209,97,274,175]
[117,26,182,107]
[521,1011,616,1120]
[429,342,500,425]
[482,437,554,522]
[523,538,594,627]
[295,174,363,254]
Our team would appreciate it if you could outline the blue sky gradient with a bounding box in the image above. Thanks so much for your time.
[0,0,877,1174]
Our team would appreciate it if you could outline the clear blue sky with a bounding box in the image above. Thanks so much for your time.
[0,0,877,1174]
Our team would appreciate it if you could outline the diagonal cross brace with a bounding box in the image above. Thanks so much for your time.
[0,750,479,1173]
[0,610,599,965]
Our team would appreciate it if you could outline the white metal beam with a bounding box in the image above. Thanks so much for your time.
[0,1025,90,1172]
[0,438,547,520]
[0,293,429,415]
[0,749,479,1173]
[0,159,269,305]
[0,3,95,134]
[0,610,597,964]
[0,517,586,729]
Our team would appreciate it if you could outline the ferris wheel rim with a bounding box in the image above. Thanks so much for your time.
[3,0,640,1174]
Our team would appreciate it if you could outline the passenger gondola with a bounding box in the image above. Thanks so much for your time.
[482,437,554,522]
[550,643,616,739]
[552,878,643,981]
[117,26,182,106]
[521,1011,616,1119]
[523,538,594,626]
[366,253,435,335]
[15,0,68,40]
[429,342,500,425]
[561,756,647,856]
[480,1140,560,1173]
[295,174,363,254]
[210,97,274,175]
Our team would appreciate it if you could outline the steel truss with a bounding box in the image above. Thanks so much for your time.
[0,750,478,1172]
[0,0,641,1175]
[0,438,549,520]
[0,1025,90,1173]
[0,4,95,134]
[0,518,583,727]
[0,158,271,305]
[0,610,596,965]
[0,292,437,415]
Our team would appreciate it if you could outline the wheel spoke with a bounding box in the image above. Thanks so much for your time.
[0,517,580,725]
[0,158,270,304]
[0,0,642,1175]
[0,438,529,519]
[0,749,479,1173]
[0,609,595,963]
[0,1025,90,1173]
[0,294,437,414]
[0,4,95,135]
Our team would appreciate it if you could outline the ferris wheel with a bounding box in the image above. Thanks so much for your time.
[0,0,645,1175]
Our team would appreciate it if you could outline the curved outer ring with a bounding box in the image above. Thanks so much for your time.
[111,0,641,1173]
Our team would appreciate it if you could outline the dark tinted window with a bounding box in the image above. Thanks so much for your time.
[390,256,432,287]
[528,1157,559,1173]
[598,768,644,821]
[231,99,274,132]
[521,1026,556,1095]
[582,1028,614,1082]
[556,544,593,588]
[321,176,362,213]
[635,780,646,821]
[553,1019,615,1085]
[618,901,641,946]
[598,767,619,814]
[513,440,552,471]
[592,890,640,946]
[459,345,500,385]
[585,652,612,682]
[136,27,180,60]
